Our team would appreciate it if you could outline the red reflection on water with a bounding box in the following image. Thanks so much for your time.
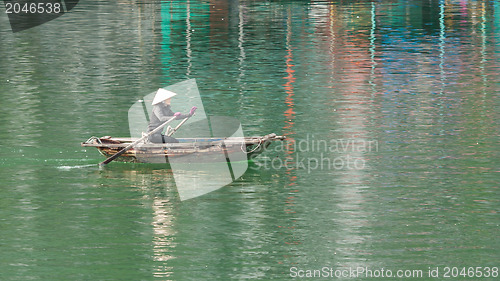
[283,48,296,134]
[279,11,302,256]
[209,0,229,42]
[283,15,296,155]
[282,14,296,163]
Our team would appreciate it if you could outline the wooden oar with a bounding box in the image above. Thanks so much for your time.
[99,115,177,166]
[166,107,196,137]
[166,115,191,137]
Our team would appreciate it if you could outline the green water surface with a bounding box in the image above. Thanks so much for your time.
[0,1,499,280]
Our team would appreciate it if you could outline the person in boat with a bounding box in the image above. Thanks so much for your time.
[147,88,196,143]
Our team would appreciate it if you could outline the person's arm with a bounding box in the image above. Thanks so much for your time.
[153,105,194,121]
[152,105,175,122]
[175,106,197,119]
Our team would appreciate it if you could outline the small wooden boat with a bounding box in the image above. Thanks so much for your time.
[82,133,285,163]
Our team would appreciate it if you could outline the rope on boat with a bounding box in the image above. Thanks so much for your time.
[84,136,108,157]
[85,136,101,145]
[242,138,263,154]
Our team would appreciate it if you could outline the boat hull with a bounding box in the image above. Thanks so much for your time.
[82,134,285,163]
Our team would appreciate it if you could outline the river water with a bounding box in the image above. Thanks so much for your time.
[0,0,499,280]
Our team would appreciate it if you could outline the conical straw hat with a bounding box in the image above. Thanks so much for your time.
[152,88,177,105]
